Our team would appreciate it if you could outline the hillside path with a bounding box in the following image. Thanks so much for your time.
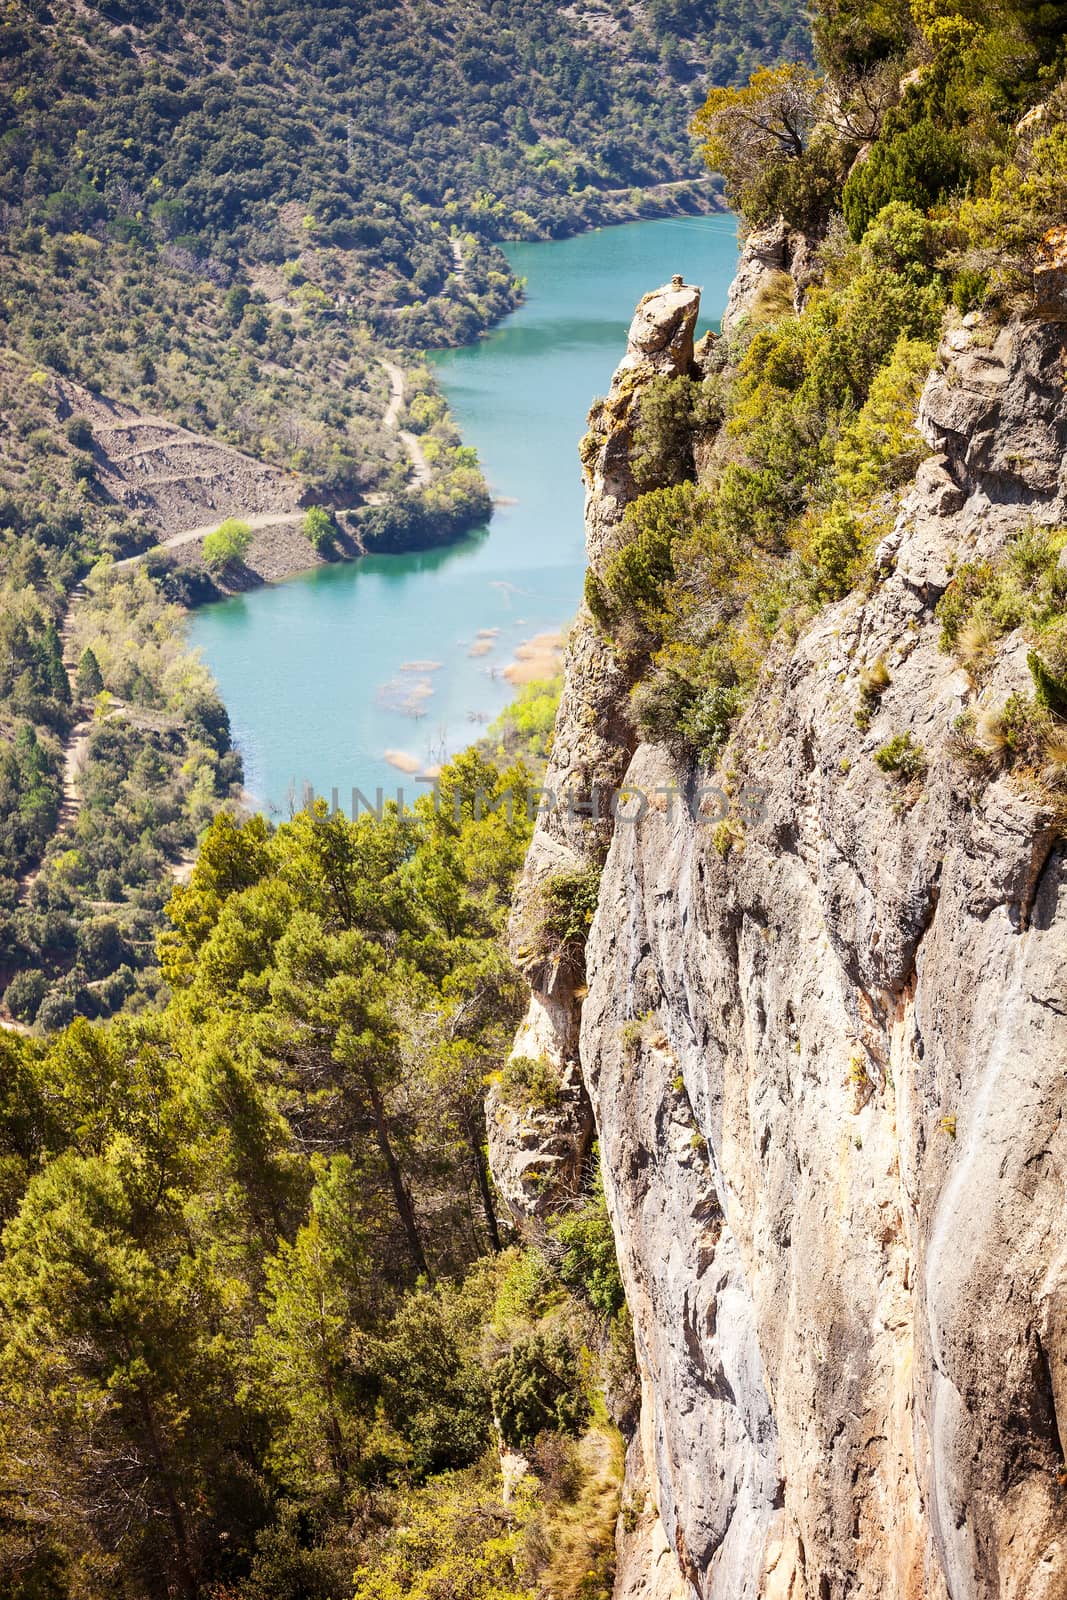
[381,360,432,487]
[16,585,98,905]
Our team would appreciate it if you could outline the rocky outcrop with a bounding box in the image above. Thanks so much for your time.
[1035,225,1067,318]
[486,279,700,1219]
[491,275,1067,1598]
[720,221,819,332]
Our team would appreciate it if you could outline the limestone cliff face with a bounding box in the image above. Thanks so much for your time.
[490,270,1067,1600]
[486,279,700,1219]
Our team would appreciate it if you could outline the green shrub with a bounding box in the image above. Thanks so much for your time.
[484,676,560,770]
[550,1164,624,1318]
[936,526,1067,673]
[874,731,927,780]
[351,1461,537,1600]
[805,504,867,601]
[202,517,253,571]
[303,505,335,552]
[36,989,76,1032]
[4,969,47,1023]
[589,483,708,662]
[832,334,936,500]
[863,202,938,275]
[522,867,601,978]
[490,1330,589,1448]
[957,125,1067,285]
[604,514,676,627]
[951,268,989,313]
[856,654,891,729]
[631,374,697,490]
[1027,650,1067,719]
[678,683,746,760]
[498,1054,561,1114]
[843,119,975,241]
[994,692,1053,768]
[76,647,104,699]
[64,416,93,450]
[493,1248,550,1328]
[368,1287,493,1477]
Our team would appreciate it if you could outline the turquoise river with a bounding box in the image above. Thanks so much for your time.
[188,214,740,814]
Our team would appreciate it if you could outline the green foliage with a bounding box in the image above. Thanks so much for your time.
[483,677,561,772]
[935,525,1067,674]
[493,1249,551,1328]
[202,516,252,571]
[367,1272,497,1478]
[804,505,867,601]
[589,482,709,665]
[351,1459,538,1600]
[302,505,335,553]
[992,691,1057,768]
[678,683,747,760]
[361,465,492,553]
[0,564,243,1029]
[831,333,936,499]
[843,119,975,240]
[550,1163,625,1318]
[521,867,601,978]
[1028,650,1067,719]
[957,122,1067,291]
[0,735,542,1589]
[631,374,699,490]
[498,1054,562,1113]
[490,1331,590,1449]
[605,498,679,624]
[863,202,938,275]
[951,267,990,312]
[3,969,47,1025]
[75,646,103,699]
[613,260,944,759]
[692,64,828,227]
[874,731,927,780]
[63,416,93,451]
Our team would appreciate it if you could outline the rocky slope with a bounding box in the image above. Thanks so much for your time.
[490,257,1067,1598]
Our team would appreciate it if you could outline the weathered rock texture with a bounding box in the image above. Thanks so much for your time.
[491,269,1067,1600]
[54,377,307,536]
[487,279,700,1219]
[720,220,819,332]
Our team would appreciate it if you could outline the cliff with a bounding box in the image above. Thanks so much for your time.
[489,258,1067,1598]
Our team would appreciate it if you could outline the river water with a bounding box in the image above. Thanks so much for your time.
[188,214,739,814]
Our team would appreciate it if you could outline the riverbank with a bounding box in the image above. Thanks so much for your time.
[151,190,731,605]
[189,212,742,809]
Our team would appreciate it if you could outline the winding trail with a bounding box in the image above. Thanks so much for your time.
[380,359,432,487]
[113,361,431,560]
[112,509,313,568]
[16,585,96,906]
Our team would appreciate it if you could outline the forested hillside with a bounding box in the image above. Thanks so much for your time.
[0,739,639,1600]
[1,0,804,367]
[0,0,808,1036]
[4,0,1067,1596]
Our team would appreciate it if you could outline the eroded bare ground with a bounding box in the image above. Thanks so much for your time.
[55,377,309,539]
